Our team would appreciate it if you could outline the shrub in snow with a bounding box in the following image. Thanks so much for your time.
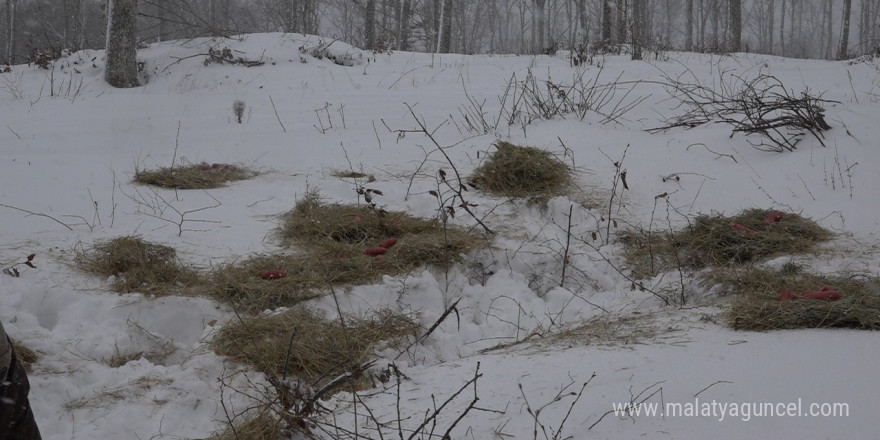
[233,99,246,123]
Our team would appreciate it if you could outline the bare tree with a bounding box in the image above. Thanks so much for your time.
[686,0,693,50]
[398,0,411,50]
[365,0,376,49]
[439,0,452,52]
[631,0,645,59]
[728,0,741,51]
[601,0,613,43]
[838,0,852,59]
[105,0,139,88]
[533,0,546,51]
[4,0,14,65]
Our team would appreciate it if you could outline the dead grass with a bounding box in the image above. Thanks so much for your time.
[212,307,419,387]
[621,209,833,278]
[203,192,483,312]
[209,410,284,440]
[471,141,572,198]
[331,170,376,182]
[134,161,258,189]
[12,340,37,371]
[75,236,200,294]
[716,267,880,330]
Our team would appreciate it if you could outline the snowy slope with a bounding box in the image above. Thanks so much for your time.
[1,33,879,439]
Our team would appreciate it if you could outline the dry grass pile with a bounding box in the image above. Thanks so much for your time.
[471,141,572,197]
[621,209,833,277]
[331,170,376,182]
[212,307,419,386]
[12,340,38,371]
[718,267,880,330]
[209,410,283,440]
[134,161,257,189]
[75,236,200,294]
[205,192,483,312]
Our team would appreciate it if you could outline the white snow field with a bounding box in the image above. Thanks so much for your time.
[1,33,879,439]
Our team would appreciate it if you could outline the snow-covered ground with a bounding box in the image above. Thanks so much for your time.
[1,33,879,439]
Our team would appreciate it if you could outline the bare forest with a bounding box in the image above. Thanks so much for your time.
[2,0,879,66]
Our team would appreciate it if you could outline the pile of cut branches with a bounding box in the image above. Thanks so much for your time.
[651,74,834,152]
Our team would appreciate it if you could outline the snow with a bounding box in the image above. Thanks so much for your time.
[1,32,879,439]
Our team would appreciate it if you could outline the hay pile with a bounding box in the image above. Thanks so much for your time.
[471,141,572,197]
[12,340,38,371]
[720,268,880,330]
[208,410,283,440]
[212,307,419,385]
[621,209,832,277]
[75,236,199,294]
[206,192,484,312]
[134,161,257,189]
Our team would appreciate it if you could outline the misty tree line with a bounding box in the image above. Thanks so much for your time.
[3,0,879,66]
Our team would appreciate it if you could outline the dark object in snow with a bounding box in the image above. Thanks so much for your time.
[0,322,41,440]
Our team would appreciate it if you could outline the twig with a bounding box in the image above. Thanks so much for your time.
[0,203,74,230]
[269,95,287,133]
[395,298,461,360]
[693,380,733,398]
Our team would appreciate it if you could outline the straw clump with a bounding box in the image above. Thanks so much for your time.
[76,236,199,294]
[471,141,572,198]
[208,410,283,440]
[206,192,483,312]
[212,307,419,386]
[134,161,258,189]
[718,267,880,330]
[621,209,833,278]
[12,340,38,371]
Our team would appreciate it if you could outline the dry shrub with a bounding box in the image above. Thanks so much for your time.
[12,340,38,371]
[621,209,833,278]
[212,307,419,387]
[209,410,283,440]
[718,267,880,330]
[134,161,258,189]
[471,141,572,198]
[75,236,199,294]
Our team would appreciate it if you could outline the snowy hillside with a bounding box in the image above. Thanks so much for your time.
[1,33,879,439]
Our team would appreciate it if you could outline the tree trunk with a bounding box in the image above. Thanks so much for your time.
[576,0,588,45]
[632,0,644,59]
[365,0,376,50]
[105,0,139,88]
[4,0,14,65]
[825,0,833,59]
[728,0,741,52]
[439,0,452,53]
[535,0,546,51]
[767,0,774,53]
[617,0,627,44]
[686,0,693,50]
[602,0,613,43]
[838,0,852,59]
[779,0,785,55]
[398,0,411,50]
